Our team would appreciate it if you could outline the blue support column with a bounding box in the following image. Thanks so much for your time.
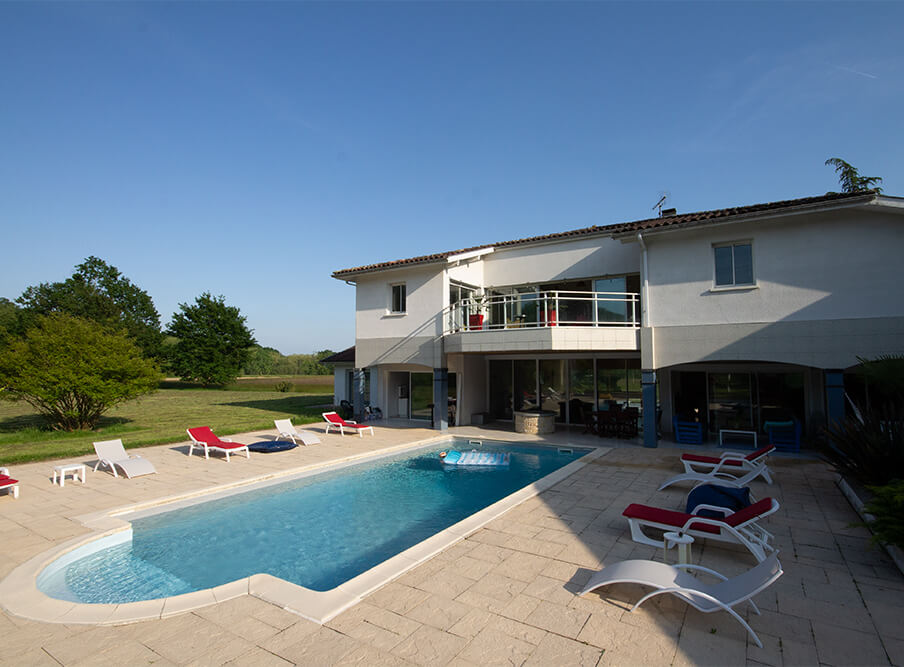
[353,369,366,420]
[825,370,845,427]
[642,369,658,448]
[433,368,449,431]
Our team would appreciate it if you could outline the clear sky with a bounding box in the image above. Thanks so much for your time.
[2,1,901,355]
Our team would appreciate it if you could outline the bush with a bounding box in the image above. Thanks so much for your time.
[822,411,904,487]
[275,381,293,393]
[0,313,160,430]
[863,480,904,549]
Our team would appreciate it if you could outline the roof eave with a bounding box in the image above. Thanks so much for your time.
[613,193,881,240]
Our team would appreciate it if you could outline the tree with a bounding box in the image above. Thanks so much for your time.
[17,257,164,359]
[0,313,160,430]
[167,293,256,385]
[825,157,884,194]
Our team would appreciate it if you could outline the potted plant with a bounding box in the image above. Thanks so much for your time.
[465,292,489,330]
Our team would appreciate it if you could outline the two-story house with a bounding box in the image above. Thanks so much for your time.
[332,191,904,447]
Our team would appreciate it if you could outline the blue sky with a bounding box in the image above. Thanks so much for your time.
[2,1,901,355]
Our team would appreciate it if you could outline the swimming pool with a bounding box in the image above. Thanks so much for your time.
[37,439,592,608]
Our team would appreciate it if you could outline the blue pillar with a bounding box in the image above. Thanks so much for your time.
[433,368,449,431]
[353,369,366,420]
[642,369,658,448]
[825,370,845,427]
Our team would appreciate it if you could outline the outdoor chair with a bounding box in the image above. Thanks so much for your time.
[186,427,251,462]
[0,467,19,499]
[623,497,779,562]
[580,552,783,648]
[274,418,321,446]
[322,411,374,437]
[673,417,704,444]
[93,439,157,479]
[765,420,801,452]
[675,444,776,484]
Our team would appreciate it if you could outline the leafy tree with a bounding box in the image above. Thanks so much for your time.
[0,313,160,431]
[825,157,884,194]
[241,345,282,375]
[0,298,21,341]
[167,293,256,385]
[17,257,164,358]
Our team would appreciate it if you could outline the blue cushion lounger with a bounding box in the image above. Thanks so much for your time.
[442,449,510,466]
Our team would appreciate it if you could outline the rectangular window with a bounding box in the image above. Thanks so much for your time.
[390,284,407,313]
[713,242,754,287]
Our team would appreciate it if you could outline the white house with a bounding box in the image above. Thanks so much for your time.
[332,191,904,446]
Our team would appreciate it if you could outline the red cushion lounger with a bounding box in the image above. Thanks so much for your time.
[0,468,19,499]
[186,427,250,462]
[678,445,776,484]
[322,411,374,437]
[623,497,779,562]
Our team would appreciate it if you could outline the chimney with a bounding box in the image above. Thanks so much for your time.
[661,207,677,217]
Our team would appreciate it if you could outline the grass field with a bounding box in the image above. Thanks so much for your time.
[0,376,335,464]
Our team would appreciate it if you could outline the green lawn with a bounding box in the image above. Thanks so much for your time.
[0,376,335,464]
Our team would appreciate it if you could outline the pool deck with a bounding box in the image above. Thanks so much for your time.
[1,423,902,665]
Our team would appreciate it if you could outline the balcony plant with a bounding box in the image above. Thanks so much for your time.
[464,292,489,330]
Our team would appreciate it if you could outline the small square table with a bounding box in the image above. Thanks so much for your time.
[52,463,86,487]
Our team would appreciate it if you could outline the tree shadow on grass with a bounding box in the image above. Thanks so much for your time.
[222,395,333,415]
[0,414,131,434]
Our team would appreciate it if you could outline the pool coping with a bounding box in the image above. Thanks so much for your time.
[0,437,609,626]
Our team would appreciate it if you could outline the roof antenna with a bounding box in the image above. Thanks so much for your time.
[652,193,668,217]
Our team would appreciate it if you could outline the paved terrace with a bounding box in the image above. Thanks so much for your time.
[1,423,902,666]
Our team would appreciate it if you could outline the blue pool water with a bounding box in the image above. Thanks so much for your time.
[38,439,589,604]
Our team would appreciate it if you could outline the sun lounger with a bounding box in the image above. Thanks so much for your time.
[658,462,769,492]
[186,427,250,462]
[580,552,783,648]
[679,445,775,484]
[322,411,374,437]
[0,467,20,499]
[274,418,321,446]
[93,439,157,479]
[623,497,779,562]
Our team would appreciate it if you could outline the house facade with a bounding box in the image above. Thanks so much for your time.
[332,191,904,446]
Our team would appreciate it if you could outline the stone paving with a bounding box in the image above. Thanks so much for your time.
[1,422,902,666]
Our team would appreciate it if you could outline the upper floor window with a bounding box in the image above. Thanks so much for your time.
[713,241,754,287]
[390,283,407,313]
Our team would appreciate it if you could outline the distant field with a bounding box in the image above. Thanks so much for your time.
[0,376,335,464]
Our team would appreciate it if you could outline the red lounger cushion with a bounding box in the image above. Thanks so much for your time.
[745,445,775,461]
[681,453,743,466]
[724,498,774,527]
[0,477,18,486]
[622,503,720,534]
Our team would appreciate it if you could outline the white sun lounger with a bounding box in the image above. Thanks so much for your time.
[658,462,769,492]
[93,439,157,479]
[0,467,20,498]
[274,419,321,446]
[580,552,783,648]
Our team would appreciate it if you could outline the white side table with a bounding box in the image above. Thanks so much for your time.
[53,464,86,487]
[663,531,694,566]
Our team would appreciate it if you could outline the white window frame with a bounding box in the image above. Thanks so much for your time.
[712,240,756,289]
[389,283,407,314]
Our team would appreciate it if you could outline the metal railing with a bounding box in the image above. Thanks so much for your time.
[445,290,640,334]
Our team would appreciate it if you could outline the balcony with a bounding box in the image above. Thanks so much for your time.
[443,290,640,354]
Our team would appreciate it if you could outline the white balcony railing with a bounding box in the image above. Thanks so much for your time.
[445,290,640,334]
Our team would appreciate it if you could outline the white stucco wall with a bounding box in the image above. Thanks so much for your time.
[483,236,640,287]
[645,209,904,327]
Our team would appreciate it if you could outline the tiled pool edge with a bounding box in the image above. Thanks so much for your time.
[0,441,609,626]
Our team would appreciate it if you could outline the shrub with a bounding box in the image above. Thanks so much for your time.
[0,313,160,430]
[863,480,904,549]
[275,381,293,393]
[822,410,904,487]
